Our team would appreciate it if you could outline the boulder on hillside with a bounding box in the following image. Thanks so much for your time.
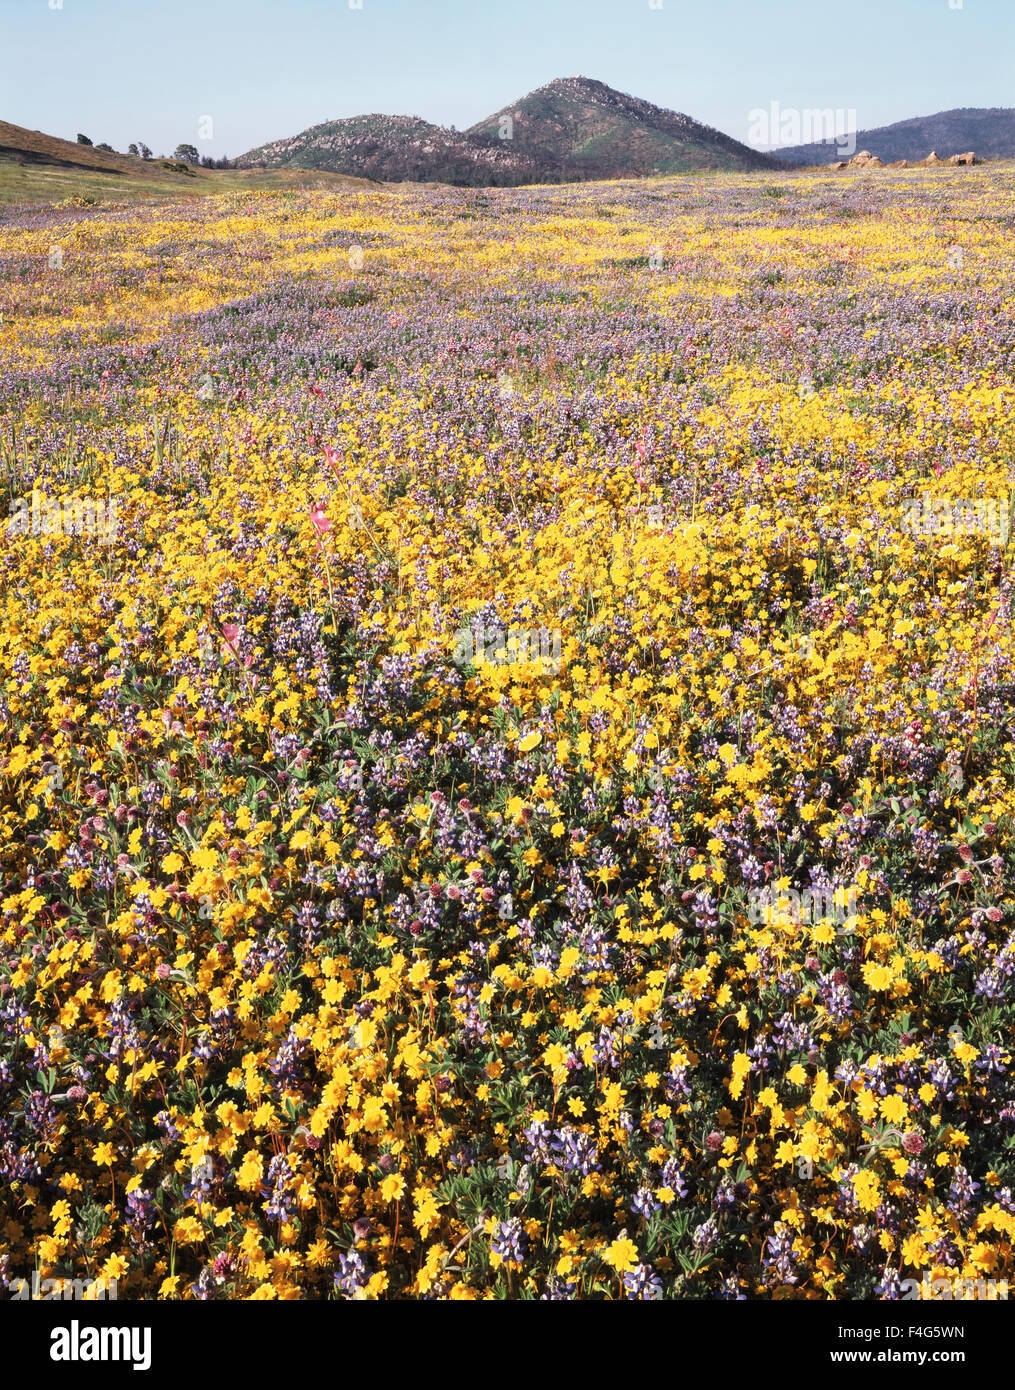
[828,159,848,169]
[950,151,976,165]
[888,159,909,168]
[847,150,885,169]
[923,151,944,165]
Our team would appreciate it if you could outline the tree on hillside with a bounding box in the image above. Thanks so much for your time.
[127,143,139,156]
[96,142,114,152]
[173,143,200,165]
[76,133,93,145]
[138,143,152,160]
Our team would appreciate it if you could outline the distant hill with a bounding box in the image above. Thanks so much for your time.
[775,107,1015,165]
[237,76,781,184]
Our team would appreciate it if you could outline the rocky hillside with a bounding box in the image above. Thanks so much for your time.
[236,113,539,185]
[237,77,780,184]
[466,76,779,177]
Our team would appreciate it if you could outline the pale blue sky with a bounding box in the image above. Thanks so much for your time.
[4,0,1012,158]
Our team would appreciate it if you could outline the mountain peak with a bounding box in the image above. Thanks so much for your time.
[466,77,778,176]
[526,75,648,105]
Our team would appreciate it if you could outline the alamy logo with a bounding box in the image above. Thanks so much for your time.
[7,489,119,545]
[49,1319,151,1371]
[453,624,561,672]
[11,1274,117,1301]
[748,885,857,930]
[10,1273,116,1295]
[901,1273,1008,1301]
[901,495,1009,546]
[746,101,857,156]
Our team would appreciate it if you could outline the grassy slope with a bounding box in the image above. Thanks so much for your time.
[0,119,381,205]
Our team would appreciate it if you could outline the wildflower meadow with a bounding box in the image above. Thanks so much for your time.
[3,165,1015,1305]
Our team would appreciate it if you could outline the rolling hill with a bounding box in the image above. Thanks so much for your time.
[237,76,781,184]
[775,106,1015,165]
[0,119,381,204]
[0,120,199,179]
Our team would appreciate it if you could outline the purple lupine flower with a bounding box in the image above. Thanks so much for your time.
[630,1186,661,1219]
[491,1218,526,1264]
[623,1262,664,1300]
[874,1266,903,1300]
[762,1222,798,1287]
[334,1251,369,1297]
